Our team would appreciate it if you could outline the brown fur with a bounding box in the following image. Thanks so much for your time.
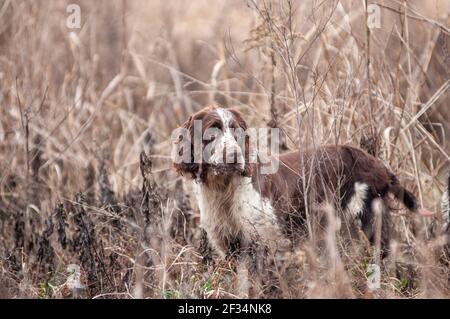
[252,146,418,253]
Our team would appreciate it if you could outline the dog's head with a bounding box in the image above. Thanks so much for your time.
[172,105,253,182]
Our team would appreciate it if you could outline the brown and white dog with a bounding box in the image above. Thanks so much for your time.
[172,105,430,258]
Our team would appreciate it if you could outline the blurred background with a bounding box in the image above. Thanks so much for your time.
[0,0,449,298]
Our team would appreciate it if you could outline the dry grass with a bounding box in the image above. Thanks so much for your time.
[0,0,449,299]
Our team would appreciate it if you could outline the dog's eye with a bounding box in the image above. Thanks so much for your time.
[210,122,222,130]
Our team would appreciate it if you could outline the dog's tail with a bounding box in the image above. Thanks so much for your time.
[388,172,434,216]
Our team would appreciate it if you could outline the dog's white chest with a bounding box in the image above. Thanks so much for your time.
[192,177,287,257]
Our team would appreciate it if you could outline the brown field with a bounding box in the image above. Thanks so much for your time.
[0,0,449,298]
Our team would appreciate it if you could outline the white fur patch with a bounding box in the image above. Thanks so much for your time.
[193,176,288,257]
[346,182,369,218]
[216,108,233,127]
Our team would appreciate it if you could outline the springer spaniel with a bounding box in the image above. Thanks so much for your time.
[172,105,430,258]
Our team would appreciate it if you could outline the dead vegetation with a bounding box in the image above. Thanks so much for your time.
[0,0,449,298]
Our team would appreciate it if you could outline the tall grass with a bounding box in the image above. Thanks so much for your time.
[0,0,449,298]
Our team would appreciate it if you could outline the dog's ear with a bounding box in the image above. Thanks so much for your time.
[173,115,193,146]
[243,162,253,177]
[180,115,193,131]
[172,115,199,179]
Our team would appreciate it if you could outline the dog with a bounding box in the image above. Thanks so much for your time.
[172,105,431,258]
